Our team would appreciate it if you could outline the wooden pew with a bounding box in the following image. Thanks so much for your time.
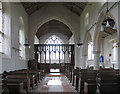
[7,78,30,92]
[78,70,97,93]
[78,69,119,93]
[8,70,38,85]
[82,69,120,94]
[25,69,41,83]
[2,71,25,94]
[7,74,35,89]
[68,64,74,82]
[71,68,80,91]
[84,82,120,94]
[7,82,24,94]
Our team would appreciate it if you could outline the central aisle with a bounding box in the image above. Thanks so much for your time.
[31,73,77,94]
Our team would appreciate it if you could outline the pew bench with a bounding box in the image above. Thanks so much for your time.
[7,82,24,94]
[7,78,30,92]
[7,74,35,89]
[15,69,41,83]
[8,72,37,86]
[84,82,120,94]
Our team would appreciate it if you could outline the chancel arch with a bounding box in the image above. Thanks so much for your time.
[29,15,77,58]
[34,19,74,72]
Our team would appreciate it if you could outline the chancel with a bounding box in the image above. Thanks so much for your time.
[0,1,120,94]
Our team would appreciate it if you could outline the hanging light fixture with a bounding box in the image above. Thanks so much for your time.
[101,1,116,31]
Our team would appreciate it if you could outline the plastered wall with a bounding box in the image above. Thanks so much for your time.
[1,2,29,73]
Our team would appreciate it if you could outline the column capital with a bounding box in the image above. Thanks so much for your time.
[93,51,101,54]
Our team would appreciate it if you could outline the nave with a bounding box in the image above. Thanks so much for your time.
[31,73,76,93]
[1,1,120,94]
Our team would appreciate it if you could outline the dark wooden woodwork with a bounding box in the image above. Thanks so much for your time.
[2,71,25,94]
[71,45,75,65]
[78,69,120,94]
[84,82,120,94]
[7,72,37,85]
[7,82,24,94]
[28,59,37,70]
[7,78,30,92]
[34,44,75,74]
[1,71,9,94]
[7,74,35,89]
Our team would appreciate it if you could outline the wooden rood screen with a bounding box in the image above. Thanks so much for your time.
[34,44,75,73]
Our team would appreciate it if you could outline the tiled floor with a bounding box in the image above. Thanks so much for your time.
[31,73,77,94]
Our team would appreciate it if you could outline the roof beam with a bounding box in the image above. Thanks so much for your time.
[72,3,83,11]
[64,5,80,16]
[25,3,46,11]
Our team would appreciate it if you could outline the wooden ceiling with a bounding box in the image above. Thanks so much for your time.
[21,2,87,16]
[36,19,72,39]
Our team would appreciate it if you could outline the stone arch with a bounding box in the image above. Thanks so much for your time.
[36,19,72,39]
[82,31,92,68]
[30,16,75,59]
[83,31,92,56]
[33,16,74,37]
[93,11,117,51]
[32,16,74,45]
[93,10,118,69]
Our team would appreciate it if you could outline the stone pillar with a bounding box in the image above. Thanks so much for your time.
[118,3,120,69]
[117,43,120,69]
[82,54,87,69]
[93,51,101,70]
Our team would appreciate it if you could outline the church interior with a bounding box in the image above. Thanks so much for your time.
[0,0,120,93]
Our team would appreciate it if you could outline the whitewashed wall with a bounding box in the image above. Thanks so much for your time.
[1,2,29,73]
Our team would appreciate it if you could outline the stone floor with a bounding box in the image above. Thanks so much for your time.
[30,73,77,94]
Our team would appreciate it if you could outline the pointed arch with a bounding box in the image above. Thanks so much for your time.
[82,31,92,56]
[34,16,74,37]
[93,11,117,51]
[36,19,72,39]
